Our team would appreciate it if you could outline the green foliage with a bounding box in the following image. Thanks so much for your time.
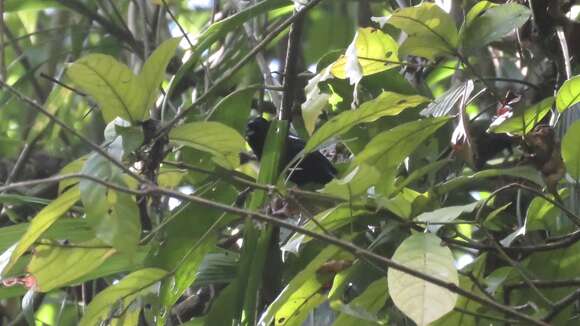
[0,1,579,325]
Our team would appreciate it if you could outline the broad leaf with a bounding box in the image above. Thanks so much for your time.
[302,66,333,135]
[354,117,450,194]
[80,268,167,326]
[80,154,140,254]
[331,27,400,81]
[67,38,180,123]
[562,120,580,181]
[556,75,580,112]
[169,121,246,169]
[66,54,142,123]
[415,202,479,232]
[139,37,181,120]
[5,0,61,12]
[387,3,458,59]
[27,240,115,292]
[461,3,531,50]
[388,233,458,325]
[305,92,428,152]
[490,97,554,135]
[1,187,80,276]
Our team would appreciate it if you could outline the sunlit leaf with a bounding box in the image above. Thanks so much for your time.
[333,278,389,325]
[556,75,580,112]
[415,202,479,232]
[302,66,333,135]
[461,3,531,50]
[139,37,181,120]
[169,122,246,169]
[562,120,580,181]
[80,268,167,326]
[387,3,458,59]
[305,92,428,152]
[421,80,473,117]
[1,187,80,276]
[27,240,115,292]
[388,233,458,325]
[331,27,399,81]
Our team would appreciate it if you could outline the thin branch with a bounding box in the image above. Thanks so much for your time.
[543,289,580,322]
[279,13,303,121]
[39,73,87,97]
[0,80,149,185]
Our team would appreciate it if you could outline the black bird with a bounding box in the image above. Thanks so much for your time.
[245,117,337,186]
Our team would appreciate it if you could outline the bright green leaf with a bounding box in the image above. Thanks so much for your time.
[556,75,580,112]
[305,92,428,153]
[331,27,400,80]
[387,3,458,59]
[139,37,181,120]
[415,202,479,232]
[388,233,458,325]
[66,54,142,123]
[169,121,246,169]
[1,187,80,276]
[27,240,115,292]
[461,3,531,50]
[562,120,580,181]
[332,278,389,325]
[80,268,167,326]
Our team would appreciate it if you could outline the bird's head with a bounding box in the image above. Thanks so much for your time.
[246,117,271,158]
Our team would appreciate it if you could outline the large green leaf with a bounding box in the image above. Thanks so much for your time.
[331,27,400,80]
[415,202,479,232]
[562,120,580,181]
[388,233,458,325]
[490,97,554,135]
[354,117,450,195]
[1,187,80,276]
[27,240,115,292]
[304,92,428,153]
[139,37,181,119]
[556,75,580,112]
[80,154,140,255]
[5,0,61,12]
[67,38,180,123]
[387,3,458,59]
[169,121,246,169]
[461,3,531,50]
[79,268,167,326]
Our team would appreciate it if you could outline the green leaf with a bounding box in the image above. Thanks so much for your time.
[259,245,353,325]
[387,3,458,59]
[562,120,580,181]
[80,268,167,326]
[332,278,389,325]
[556,75,580,112]
[490,97,554,135]
[139,38,181,120]
[388,233,458,325]
[1,187,80,276]
[169,121,246,169]
[421,81,473,117]
[208,86,259,134]
[415,202,479,232]
[80,154,140,254]
[66,38,180,123]
[460,3,531,50]
[331,27,400,80]
[526,190,567,232]
[302,66,333,135]
[305,92,428,153]
[66,54,142,123]
[322,164,381,199]
[354,117,450,194]
[463,1,498,28]
[27,240,115,292]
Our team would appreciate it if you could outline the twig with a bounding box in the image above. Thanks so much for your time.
[39,73,87,97]
[543,289,580,322]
